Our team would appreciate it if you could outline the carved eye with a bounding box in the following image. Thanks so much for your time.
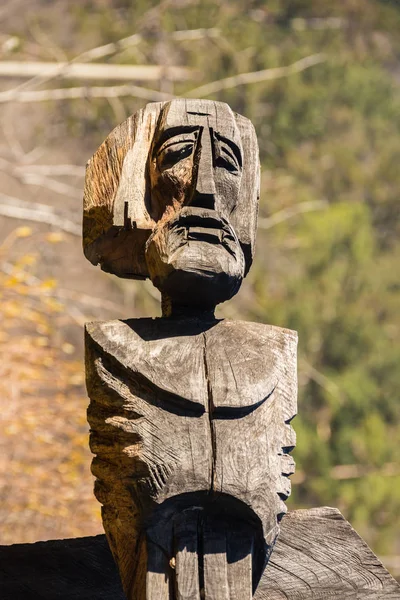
[157,141,194,170]
[215,146,240,174]
[213,132,242,176]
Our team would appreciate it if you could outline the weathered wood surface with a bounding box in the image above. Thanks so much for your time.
[256,507,400,599]
[83,99,259,312]
[1,508,399,600]
[85,316,297,599]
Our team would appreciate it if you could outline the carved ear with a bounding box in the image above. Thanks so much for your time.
[232,112,260,276]
[83,102,165,279]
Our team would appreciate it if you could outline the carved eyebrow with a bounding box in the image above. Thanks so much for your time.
[214,132,242,168]
[153,126,199,157]
[156,134,197,158]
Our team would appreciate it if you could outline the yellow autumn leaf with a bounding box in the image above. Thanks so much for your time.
[16,254,37,268]
[5,276,20,287]
[15,226,33,238]
[44,297,63,312]
[40,278,57,291]
[46,232,65,243]
[4,301,20,317]
[36,324,49,335]
[62,342,75,355]
[42,357,54,367]
[68,373,84,385]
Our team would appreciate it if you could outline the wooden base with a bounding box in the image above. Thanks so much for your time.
[1,507,399,600]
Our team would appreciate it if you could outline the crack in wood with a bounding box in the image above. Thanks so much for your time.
[203,332,216,495]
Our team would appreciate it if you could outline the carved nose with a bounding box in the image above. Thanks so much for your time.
[190,128,216,209]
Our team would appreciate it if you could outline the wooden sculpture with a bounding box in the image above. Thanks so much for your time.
[84,99,297,600]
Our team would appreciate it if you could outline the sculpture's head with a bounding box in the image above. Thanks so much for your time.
[83,99,259,314]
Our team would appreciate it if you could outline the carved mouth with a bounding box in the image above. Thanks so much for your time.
[169,207,236,247]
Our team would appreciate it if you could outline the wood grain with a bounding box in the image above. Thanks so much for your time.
[255,507,400,599]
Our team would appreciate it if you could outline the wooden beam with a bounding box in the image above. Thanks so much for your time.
[1,508,399,599]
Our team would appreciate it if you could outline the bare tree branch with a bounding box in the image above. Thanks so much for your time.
[291,17,346,31]
[0,83,174,104]
[13,164,85,177]
[0,115,26,160]
[186,53,326,97]
[0,61,194,83]
[75,34,142,63]
[19,174,82,198]
[299,356,341,397]
[29,22,68,63]
[0,158,83,197]
[0,194,80,235]
[171,28,220,41]
[258,200,328,230]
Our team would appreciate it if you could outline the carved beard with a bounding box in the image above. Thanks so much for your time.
[145,206,245,308]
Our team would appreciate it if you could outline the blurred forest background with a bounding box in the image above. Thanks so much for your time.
[0,0,399,579]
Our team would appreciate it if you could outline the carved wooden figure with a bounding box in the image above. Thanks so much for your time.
[84,99,297,600]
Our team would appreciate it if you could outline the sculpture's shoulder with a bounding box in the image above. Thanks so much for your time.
[85,318,209,406]
[204,319,297,412]
[85,318,155,354]
[209,319,297,349]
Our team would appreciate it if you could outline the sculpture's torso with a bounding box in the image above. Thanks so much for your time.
[86,318,297,598]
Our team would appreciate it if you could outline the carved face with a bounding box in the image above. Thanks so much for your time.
[83,99,259,308]
[145,100,246,310]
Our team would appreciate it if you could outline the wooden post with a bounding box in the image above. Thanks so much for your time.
[83,99,296,599]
